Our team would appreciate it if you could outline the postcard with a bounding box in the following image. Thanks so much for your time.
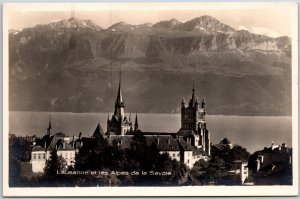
[3,2,298,196]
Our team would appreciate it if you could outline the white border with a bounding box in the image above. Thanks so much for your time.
[3,2,299,197]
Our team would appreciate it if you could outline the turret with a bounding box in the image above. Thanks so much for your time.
[202,97,206,109]
[195,97,200,110]
[189,82,196,107]
[181,97,186,108]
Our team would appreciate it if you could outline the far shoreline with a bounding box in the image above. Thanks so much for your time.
[8,110,293,117]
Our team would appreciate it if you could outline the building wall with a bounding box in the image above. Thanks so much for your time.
[240,162,249,184]
[57,150,76,166]
[30,151,46,173]
[161,151,180,162]
[183,151,194,168]
[181,107,197,131]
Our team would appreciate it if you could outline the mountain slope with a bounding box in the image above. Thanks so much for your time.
[9,17,292,115]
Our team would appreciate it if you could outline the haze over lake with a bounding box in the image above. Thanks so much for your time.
[9,111,292,153]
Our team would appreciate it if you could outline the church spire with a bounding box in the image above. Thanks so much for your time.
[189,81,196,107]
[114,67,125,121]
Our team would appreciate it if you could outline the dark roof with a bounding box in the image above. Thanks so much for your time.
[46,135,60,151]
[152,135,180,151]
[32,145,45,152]
[142,132,176,136]
[178,139,196,151]
[108,135,133,149]
[57,143,75,151]
[212,143,227,151]
[177,129,197,137]
[92,123,105,138]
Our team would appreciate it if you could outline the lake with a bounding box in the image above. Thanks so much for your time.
[9,111,292,153]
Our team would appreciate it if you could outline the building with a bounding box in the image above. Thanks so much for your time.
[106,71,133,136]
[177,83,211,156]
[30,119,76,173]
[248,142,292,185]
[103,77,210,168]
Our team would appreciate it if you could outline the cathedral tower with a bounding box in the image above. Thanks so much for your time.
[179,83,210,155]
[107,70,132,136]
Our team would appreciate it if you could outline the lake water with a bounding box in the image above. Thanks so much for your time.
[9,111,292,153]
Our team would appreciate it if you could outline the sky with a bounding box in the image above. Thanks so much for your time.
[5,3,297,38]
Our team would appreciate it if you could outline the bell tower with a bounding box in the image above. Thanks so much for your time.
[179,83,210,155]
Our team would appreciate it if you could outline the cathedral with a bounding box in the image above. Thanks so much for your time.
[106,72,211,164]
[106,72,135,136]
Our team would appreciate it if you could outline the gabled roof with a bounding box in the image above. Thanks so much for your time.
[92,123,104,138]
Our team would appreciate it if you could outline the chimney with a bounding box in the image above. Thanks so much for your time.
[168,138,171,145]
[79,132,82,139]
[63,142,66,149]
[157,137,160,145]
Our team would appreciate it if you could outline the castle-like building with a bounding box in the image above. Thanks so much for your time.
[178,83,210,156]
[104,74,210,168]
[29,73,211,172]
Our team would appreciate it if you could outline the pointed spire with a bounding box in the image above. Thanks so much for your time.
[134,112,139,131]
[181,97,186,107]
[92,123,104,138]
[114,66,125,120]
[189,81,196,107]
[202,97,206,109]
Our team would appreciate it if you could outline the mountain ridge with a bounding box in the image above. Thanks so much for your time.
[9,16,292,115]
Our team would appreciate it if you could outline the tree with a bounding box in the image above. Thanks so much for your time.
[44,150,67,176]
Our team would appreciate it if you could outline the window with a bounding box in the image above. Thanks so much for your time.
[38,154,41,159]
[43,154,46,159]
[173,154,176,157]
[33,154,36,159]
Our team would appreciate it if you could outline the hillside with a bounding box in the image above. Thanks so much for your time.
[9,16,292,115]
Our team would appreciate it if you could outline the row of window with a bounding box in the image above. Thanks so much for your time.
[32,153,46,160]
[58,152,74,159]
[172,153,180,157]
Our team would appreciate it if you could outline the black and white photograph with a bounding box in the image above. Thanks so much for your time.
[3,2,298,196]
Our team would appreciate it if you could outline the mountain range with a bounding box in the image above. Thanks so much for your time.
[9,16,291,115]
